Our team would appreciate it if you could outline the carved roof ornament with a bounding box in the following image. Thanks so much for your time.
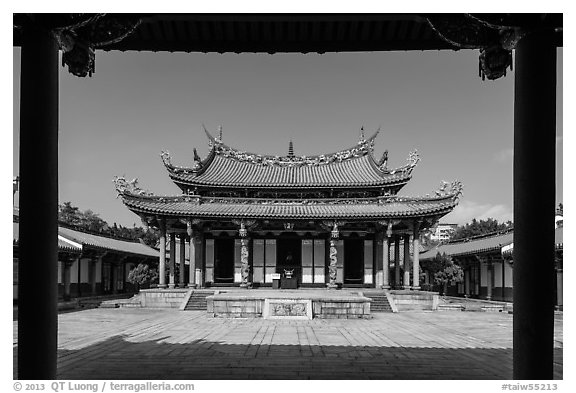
[388,149,420,174]
[29,14,143,77]
[203,126,380,168]
[377,150,389,169]
[113,176,153,196]
[161,150,202,173]
[434,180,464,202]
[426,14,526,80]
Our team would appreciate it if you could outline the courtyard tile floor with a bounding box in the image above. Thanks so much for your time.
[13,309,563,380]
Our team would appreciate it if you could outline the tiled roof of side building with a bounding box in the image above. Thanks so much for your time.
[58,226,159,257]
[13,220,82,252]
[119,194,459,220]
[420,230,514,260]
[161,128,420,189]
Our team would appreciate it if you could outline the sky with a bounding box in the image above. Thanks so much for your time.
[12,45,563,228]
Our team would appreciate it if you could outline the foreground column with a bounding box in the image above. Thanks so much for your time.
[513,31,557,380]
[158,219,167,288]
[18,22,59,380]
[179,234,186,287]
[169,232,176,289]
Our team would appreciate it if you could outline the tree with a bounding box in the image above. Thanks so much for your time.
[425,252,464,295]
[127,263,158,291]
[451,218,513,241]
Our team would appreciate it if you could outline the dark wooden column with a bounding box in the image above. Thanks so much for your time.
[513,31,557,380]
[18,22,59,380]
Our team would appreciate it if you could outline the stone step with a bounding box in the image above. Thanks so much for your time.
[363,293,393,313]
[183,291,214,311]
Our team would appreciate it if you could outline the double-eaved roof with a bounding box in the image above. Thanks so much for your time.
[115,127,462,222]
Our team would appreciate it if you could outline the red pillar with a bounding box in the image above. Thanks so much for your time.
[17,23,59,379]
[513,31,557,380]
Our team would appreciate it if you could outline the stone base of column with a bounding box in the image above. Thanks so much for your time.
[239,282,251,289]
[411,286,421,291]
[186,283,197,289]
[326,283,338,290]
[402,285,411,290]
[168,284,175,289]
[375,271,383,288]
[158,284,167,289]
[381,285,390,290]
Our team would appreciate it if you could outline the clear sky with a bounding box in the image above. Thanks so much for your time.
[12,46,563,227]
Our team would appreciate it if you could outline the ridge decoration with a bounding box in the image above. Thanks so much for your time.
[434,180,464,202]
[206,127,379,167]
[113,176,153,196]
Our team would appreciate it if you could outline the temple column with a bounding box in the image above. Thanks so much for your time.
[18,21,59,380]
[382,235,390,289]
[464,268,470,297]
[89,257,97,296]
[179,234,186,287]
[327,222,339,289]
[158,219,167,289]
[403,234,411,290]
[62,259,72,301]
[486,263,493,301]
[111,262,118,295]
[394,235,400,289]
[187,225,196,288]
[513,31,556,380]
[238,221,251,288]
[412,223,421,290]
[375,233,383,288]
[169,232,176,289]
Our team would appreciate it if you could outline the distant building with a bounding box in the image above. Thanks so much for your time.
[429,223,458,242]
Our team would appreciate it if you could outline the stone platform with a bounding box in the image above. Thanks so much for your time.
[207,289,372,319]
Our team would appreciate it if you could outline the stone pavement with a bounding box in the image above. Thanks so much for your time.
[13,309,563,380]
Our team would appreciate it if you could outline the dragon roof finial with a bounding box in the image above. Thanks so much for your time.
[113,176,153,197]
[160,150,172,167]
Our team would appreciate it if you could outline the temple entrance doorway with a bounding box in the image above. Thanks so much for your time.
[276,238,302,285]
[344,239,364,286]
[214,238,234,284]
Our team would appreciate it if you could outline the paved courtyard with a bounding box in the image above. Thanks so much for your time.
[13,308,563,380]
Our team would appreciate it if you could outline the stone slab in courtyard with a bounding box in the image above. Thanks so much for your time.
[12,308,563,380]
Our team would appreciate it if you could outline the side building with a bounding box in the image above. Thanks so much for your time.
[115,127,463,290]
[13,208,159,302]
[419,227,563,307]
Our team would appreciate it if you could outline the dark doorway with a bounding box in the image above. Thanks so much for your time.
[277,238,302,284]
[344,239,364,285]
[214,238,234,283]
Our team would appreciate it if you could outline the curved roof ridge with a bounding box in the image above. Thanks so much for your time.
[203,126,381,164]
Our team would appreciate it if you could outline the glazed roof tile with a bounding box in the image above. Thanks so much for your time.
[162,130,418,189]
[120,194,458,220]
[13,221,81,252]
[501,226,563,256]
[420,231,514,260]
[58,227,159,257]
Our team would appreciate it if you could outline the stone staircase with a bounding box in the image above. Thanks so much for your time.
[184,290,215,311]
[362,291,394,312]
